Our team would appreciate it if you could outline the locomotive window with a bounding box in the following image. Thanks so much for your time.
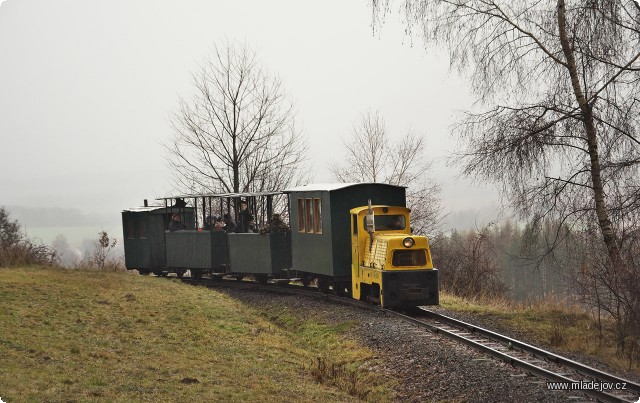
[313,198,322,234]
[376,215,406,230]
[305,199,313,233]
[392,249,427,267]
[297,199,305,232]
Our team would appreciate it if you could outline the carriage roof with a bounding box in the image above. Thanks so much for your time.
[155,191,283,201]
[283,182,406,193]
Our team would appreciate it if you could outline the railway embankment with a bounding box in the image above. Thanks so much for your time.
[0,267,390,402]
[218,283,604,402]
[4,267,638,402]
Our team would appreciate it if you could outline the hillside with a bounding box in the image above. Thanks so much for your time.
[0,268,391,402]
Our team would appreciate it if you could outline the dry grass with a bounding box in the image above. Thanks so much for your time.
[440,292,640,374]
[0,267,393,402]
[0,241,57,268]
[255,303,393,401]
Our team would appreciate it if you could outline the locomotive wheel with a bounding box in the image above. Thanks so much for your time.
[235,275,244,282]
[176,270,185,279]
[301,276,311,287]
[192,270,203,280]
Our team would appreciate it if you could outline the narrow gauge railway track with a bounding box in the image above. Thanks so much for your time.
[177,276,640,402]
[400,309,640,403]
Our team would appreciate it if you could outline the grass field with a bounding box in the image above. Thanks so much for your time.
[0,268,393,402]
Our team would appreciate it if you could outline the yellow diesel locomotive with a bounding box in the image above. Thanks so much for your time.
[350,203,438,307]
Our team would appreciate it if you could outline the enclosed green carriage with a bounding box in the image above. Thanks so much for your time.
[284,183,406,291]
[121,204,195,275]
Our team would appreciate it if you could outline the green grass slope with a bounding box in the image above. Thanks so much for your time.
[0,268,391,402]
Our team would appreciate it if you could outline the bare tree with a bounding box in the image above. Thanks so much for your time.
[86,231,123,271]
[330,109,444,234]
[430,226,507,299]
[372,0,640,354]
[166,41,309,194]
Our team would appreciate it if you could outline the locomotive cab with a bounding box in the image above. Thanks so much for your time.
[350,204,439,308]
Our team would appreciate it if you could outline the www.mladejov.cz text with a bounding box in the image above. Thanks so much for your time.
[546,381,627,392]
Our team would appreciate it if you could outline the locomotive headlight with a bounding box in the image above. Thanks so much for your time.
[403,237,415,248]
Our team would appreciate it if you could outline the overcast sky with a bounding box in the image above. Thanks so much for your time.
[0,0,501,231]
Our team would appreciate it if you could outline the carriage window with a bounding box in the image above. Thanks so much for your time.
[126,221,135,239]
[297,199,305,232]
[138,219,147,239]
[305,199,313,233]
[313,198,322,234]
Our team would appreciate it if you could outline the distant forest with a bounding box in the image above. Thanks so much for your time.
[432,220,587,303]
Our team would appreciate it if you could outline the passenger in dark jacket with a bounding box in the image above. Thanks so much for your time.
[213,217,225,231]
[223,213,235,232]
[168,213,187,232]
[235,200,254,233]
[260,213,289,234]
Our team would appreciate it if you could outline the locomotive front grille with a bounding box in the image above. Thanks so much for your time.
[392,249,427,267]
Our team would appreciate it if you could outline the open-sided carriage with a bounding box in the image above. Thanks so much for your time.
[122,192,290,280]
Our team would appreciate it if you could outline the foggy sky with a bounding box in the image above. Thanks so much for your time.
[0,0,502,230]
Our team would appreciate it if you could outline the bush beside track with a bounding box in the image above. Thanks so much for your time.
[0,267,392,402]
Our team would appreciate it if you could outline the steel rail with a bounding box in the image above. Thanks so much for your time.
[418,309,640,392]
[408,309,640,403]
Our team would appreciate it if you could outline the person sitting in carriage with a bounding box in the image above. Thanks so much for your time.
[259,213,289,234]
[223,213,235,232]
[168,213,187,232]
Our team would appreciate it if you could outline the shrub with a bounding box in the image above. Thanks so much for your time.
[0,207,58,267]
[84,231,124,271]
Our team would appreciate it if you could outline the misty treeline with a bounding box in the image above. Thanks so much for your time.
[371,0,640,361]
[432,218,640,363]
[0,207,123,271]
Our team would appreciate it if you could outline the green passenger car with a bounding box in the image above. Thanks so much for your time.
[121,205,194,275]
[284,183,406,285]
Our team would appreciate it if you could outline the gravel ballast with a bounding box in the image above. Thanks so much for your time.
[215,285,593,402]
